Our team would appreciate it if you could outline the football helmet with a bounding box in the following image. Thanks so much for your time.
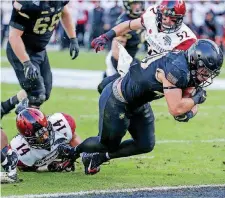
[156,0,186,33]
[187,39,223,88]
[16,108,54,149]
[123,0,145,18]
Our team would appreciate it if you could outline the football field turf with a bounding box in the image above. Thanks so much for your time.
[1,83,225,196]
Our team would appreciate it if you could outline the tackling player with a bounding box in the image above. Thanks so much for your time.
[10,100,82,172]
[7,0,79,109]
[95,0,197,93]
[62,39,223,175]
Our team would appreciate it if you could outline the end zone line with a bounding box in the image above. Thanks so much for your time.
[2,184,225,198]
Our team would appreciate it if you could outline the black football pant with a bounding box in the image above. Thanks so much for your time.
[76,83,155,159]
[6,42,52,106]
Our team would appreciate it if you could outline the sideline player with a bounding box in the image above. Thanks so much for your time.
[7,1,79,108]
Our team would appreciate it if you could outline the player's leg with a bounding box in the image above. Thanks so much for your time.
[77,83,130,174]
[76,83,129,154]
[1,129,19,183]
[6,44,47,108]
[39,50,52,101]
[1,90,27,118]
[106,103,155,160]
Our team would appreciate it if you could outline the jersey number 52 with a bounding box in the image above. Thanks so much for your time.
[33,12,62,34]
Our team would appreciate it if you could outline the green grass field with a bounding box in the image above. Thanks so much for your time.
[1,83,225,196]
[1,49,224,78]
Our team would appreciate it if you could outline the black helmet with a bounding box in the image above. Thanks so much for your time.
[123,0,145,18]
[187,39,223,88]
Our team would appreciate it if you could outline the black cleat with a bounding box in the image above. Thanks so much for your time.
[82,153,107,175]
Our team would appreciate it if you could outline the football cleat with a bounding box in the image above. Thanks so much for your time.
[1,150,21,184]
[82,153,107,175]
[15,98,29,115]
[0,171,18,184]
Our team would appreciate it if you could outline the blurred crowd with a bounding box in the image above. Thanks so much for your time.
[1,0,225,51]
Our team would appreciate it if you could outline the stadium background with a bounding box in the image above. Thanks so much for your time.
[1,0,225,197]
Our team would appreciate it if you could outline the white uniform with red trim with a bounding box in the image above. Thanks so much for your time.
[10,113,75,168]
[141,5,197,55]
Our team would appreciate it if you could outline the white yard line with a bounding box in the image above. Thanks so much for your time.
[2,184,225,198]
[1,68,225,90]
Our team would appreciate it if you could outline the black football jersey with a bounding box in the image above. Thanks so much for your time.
[121,51,190,108]
[9,0,69,52]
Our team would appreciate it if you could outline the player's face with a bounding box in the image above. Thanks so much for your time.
[161,15,176,30]
[131,2,143,15]
[196,67,212,82]
[36,128,50,145]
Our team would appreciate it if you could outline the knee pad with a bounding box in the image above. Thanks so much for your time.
[28,94,46,107]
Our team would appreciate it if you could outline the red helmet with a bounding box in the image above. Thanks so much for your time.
[16,108,54,149]
[156,0,186,33]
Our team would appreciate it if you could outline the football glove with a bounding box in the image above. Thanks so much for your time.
[23,60,38,80]
[47,159,75,172]
[69,38,79,60]
[192,87,207,105]
[174,111,194,122]
[91,30,116,53]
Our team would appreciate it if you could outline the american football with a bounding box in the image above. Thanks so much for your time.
[182,87,196,98]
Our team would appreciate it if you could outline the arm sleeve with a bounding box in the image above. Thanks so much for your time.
[9,8,30,31]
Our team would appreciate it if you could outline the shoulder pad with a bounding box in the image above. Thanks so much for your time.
[116,13,129,25]
[164,53,190,88]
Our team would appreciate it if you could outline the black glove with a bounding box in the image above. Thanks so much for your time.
[192,87,207,105]
[69,38,79,60]
[174,111,194,122]
[57,144,77,159]
[47,159,75,172]
[23,60,38,80]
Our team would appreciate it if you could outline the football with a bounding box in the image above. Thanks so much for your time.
[182,87,196,98]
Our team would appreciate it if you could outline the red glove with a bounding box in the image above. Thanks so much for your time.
[91,34,109,53]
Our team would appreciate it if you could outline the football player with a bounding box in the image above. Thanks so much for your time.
[104,1,145,78]
[1,89,27,183]
[10,101,82,172]
[6,0,79,109]
[94,0,197,86]
[62,39,223,175]
[97,0,197,101]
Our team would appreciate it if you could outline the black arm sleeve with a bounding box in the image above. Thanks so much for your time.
[9,8,30,31]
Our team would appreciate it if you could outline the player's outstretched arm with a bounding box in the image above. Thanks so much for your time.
[91,18,143,53]
[61,5,79,60]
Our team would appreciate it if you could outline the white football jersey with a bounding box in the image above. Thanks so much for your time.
[142,5,197,56]
[10,113,74,167]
